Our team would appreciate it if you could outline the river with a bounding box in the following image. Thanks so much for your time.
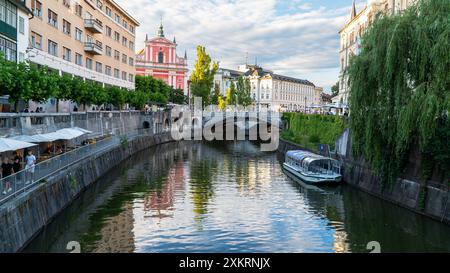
[24,141,450,253]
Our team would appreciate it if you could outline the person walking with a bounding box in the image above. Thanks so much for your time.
[1,158,14,195]
[12,151,22,173]
[25,150,36,185]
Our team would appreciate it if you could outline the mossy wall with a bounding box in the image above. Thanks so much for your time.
[281,113,346,151]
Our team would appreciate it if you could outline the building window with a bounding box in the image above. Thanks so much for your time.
[19,52,25,62]
[122,20,128,29]
[114,31,120,42]
[75,53,83,66]
[114,50,120,61]
[105,66,112,76]
[48,40,58,56]
[106,46,112,57]
[96,62,102,73]
[129,41,134,51]
[106,7,112,17]
[63,20,71,36]
[0,36,17,62]
[31,0,42,18]
[75,4,82,17]
[158,52,164,63]
[129,57,134,66]
[86,58,93,70]
[105,26,112,37]
[75,28,83,42]
[122,53,127,64]
[122,71,127,80]
[96,0,103,9]
[63,47,71,62]
[128,74,134,82]
[122,37,127,47]
[129,25,135,34]
[19,17,25,34]
[115,14,121,24]
[48,9,58,28]
[31,32,42,49]
[0,0,16,27]
[114,68,120,78]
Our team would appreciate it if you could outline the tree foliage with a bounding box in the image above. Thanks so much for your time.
[225,82,237,106]
[0,55,183,111]
[190,46,218,107]
[236,76,253,106]
[331,82,339,97]
[347,0,450,185]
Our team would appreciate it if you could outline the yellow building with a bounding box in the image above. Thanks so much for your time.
[335,0,416,106]
[25,0,139,112]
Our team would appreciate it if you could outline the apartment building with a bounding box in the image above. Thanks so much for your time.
[240,65,319,112]
[25,0,139,111]
[335,0,416,106]
[0,0,32,63]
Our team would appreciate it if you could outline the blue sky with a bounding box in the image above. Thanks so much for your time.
[116,0,366,92]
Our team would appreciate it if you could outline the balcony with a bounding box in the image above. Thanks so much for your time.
[84,42,103,55]
[84,19,103,33]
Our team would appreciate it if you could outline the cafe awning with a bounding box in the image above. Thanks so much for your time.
[0,138,37,153]
[10,127,92,143]
[11,134,54,143]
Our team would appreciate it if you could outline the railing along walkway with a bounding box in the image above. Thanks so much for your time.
[0,129,154,206]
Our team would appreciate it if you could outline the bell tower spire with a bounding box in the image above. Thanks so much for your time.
[158,16,165,37]
[351,0,357,19]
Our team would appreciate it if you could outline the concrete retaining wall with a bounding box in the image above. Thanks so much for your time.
[0,132,174,253]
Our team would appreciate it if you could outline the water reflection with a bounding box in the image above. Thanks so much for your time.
[24,141,450,253]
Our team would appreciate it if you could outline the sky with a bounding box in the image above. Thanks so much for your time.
[115,0,367,93]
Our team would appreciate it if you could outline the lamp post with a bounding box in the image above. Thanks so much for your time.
[304,96,307,114]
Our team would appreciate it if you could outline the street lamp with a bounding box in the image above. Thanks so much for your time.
[304,96,307,114]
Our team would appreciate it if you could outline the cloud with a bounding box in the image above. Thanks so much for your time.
[116,0,355,91]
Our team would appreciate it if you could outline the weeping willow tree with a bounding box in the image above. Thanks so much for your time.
[347,0,450,187]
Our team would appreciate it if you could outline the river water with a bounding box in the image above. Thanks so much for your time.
[24,141,450,253]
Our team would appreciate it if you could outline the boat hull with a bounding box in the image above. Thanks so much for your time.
[283,163,342,184]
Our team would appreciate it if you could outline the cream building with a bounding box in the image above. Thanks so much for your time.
[213,68,244,96]
[336,0,416,105]
[25,0,139,112]
[240,65,318,112]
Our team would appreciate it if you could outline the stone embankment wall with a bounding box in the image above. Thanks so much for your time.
[0,132,174,253]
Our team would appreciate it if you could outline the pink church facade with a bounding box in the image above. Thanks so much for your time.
[135,24,189,94]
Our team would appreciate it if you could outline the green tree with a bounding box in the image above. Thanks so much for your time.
[347,0,450,185]
[108,86,127,109]
[129,90,149,110]
[225,82,237,106]
[236,76,252,106]
[210,83,221,106]
[170,88,187,105]
[190,46,218,107]
[218,95,227,111]
[331,82,339,97]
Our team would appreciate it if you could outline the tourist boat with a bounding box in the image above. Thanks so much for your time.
[283,150,342,184]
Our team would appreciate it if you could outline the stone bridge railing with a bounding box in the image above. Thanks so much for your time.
[0,111,172,138]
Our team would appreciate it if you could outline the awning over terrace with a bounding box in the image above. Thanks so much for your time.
[10,127,92,143]
[0,138,37,153]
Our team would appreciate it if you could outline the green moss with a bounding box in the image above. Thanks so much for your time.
[281,113,346,151]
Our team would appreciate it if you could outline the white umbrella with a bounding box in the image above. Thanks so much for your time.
[0,138,37,153]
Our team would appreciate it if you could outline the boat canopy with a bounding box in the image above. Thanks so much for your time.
[286,150,341,169]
